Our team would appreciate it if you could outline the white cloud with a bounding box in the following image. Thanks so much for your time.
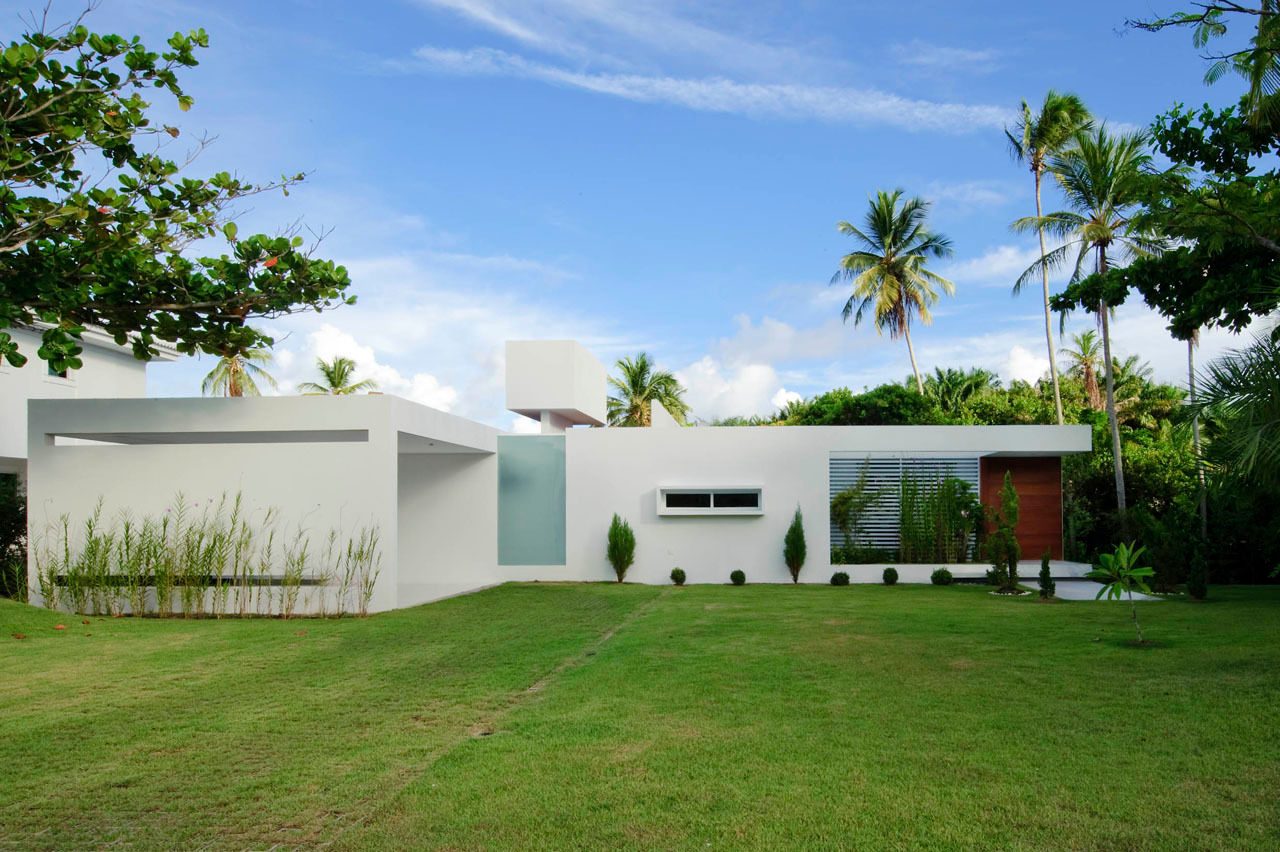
[676,356,794,421]
[926,180,1018,207]
[409,0,845,77]
[407,46,1013,132]
[891,40,999,72]
[507,413,543,434]
[771,387,802,410]
[941,242,1071,289]
[280,324,460,410]
[1003,344,1049,384]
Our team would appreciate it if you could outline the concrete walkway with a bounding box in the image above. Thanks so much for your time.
[1052,580,1161,601]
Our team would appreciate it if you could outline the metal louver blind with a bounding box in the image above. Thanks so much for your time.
[828,456,981,551]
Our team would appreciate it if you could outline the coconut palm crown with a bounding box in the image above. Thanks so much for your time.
[297,356,378,395]
[607,353,691,427]
[1006,89,1093,425]
[202,346,277,398]
[831,189,956,394]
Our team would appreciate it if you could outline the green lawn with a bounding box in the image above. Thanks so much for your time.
[2,583,1278,850]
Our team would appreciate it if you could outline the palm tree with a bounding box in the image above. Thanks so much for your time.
[297,356,378,395]
[921,367,1000,413]
[1061,330,1103,410]
[1006,90,1093,425]
[832,190,956,394]
[1014,126,1166,517]
[1190,331,1280,488]
[202,346,277,398]
[607,353,691,426]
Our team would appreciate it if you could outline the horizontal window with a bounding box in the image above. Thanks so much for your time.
[658,487,763,516]
[714,492,759,509]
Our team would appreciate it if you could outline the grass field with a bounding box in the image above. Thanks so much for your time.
[2,582,1278,851]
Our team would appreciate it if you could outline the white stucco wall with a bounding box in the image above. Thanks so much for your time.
[565,425,1091,586]
[0,327,154,473]
[24,395,502,613]
[398,451,500,606]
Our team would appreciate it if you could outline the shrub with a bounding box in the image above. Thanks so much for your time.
[1038,549,1055,599]
[606,514,635,583]
[882,567,898,585]
[670,567,686,586]
[984,472,1021,593]
[1187,546,1208,600]
[930,567,953,586]
[830,571,850,586]
[730,569,746,586]
[0,474,27,601]
[783,506,806,583]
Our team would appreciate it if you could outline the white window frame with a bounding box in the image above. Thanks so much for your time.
[657,486,764,517]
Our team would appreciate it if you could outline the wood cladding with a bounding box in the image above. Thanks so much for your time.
[980,457,1063,560]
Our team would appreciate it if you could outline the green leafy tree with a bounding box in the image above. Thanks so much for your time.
[832,190,956,394]
[606,514,636,582]
[0,10,353,372]
[1017,127,1165,519]
[783,506,807,583]
[1058,6,1280,340]
[1006,90,1094,424]
[1086,541,1156,643]
[297,356,378,395]
[201,346,276,398]
[607,353,690,426]
[783,384,942,426]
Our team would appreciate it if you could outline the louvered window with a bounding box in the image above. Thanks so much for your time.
[828,456,980,551]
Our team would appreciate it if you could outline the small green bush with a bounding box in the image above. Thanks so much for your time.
[670,567,686,586]
[730,569,746,586]
[606,514,636,583]
[830,571,850,586]
[1038,549,1055,599]
[783,506,806,583]
[930,567,953,586]
[882,567,898,586]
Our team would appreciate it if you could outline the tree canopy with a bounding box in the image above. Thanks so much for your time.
[0,9,353,372]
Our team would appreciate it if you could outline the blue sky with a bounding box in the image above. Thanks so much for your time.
[6,0,1259,427]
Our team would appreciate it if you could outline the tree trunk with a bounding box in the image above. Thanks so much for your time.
[1035,170,1065,425]
[1128,588,1144,643]
[1189,332,1208,540]
[904,325,924,394]
[1097,247,1127,523]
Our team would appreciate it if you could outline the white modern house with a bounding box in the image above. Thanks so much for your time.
[24,339,1091,613]
[1,325,178,481]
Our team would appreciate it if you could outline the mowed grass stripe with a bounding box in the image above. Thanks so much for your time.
[341,584,1280,852]
[0,583,662,850]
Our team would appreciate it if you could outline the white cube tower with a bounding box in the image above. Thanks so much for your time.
[505,340,607,432]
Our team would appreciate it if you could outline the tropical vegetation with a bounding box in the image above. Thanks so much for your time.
[606,352,690,426]
[201,345,277,397]
[298,356,379,395]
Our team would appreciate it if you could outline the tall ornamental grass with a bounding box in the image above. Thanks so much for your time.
[33,492,382,618]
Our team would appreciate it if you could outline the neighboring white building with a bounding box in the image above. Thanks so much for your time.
[1,326,178,479]
[24,340,1092,613]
